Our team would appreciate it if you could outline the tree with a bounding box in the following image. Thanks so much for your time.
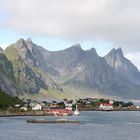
[0,89,23,110]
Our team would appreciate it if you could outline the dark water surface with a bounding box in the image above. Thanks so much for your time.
[0,111,140,140]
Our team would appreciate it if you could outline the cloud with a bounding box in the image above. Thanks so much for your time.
[0,0,140,68]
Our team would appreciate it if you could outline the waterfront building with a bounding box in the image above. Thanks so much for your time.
[32,103,42,110]
[20,106,27,111]
[64,100,73,111]
[99,103,113,111]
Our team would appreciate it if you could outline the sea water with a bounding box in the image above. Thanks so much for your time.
[0,111,140,140]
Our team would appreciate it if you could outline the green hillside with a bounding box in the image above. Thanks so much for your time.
[0,89,23,110]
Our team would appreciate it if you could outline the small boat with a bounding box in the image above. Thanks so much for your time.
[74,105,80,116]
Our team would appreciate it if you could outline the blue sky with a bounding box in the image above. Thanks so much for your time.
[0,0,140,69]
[0,28,112,56]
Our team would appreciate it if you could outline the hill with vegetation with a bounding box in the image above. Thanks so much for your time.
[0,89,23,110]
[0,38,140,100]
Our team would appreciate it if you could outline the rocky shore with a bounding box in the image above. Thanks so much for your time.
[1,108,140,117]
[0,111,61,117]
[80,108,140,111]
[27,119,80,124]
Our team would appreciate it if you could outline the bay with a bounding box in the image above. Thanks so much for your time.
[0,111,140,140]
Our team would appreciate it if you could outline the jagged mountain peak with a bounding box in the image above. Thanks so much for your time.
[116,47,123,52]
[104,47,140,84]
[65,43,82,52]
[86,47,98,56]
[105,47,126,69]
[16,38,25,42]
[105,47,124,67]
[14,38,36,54]
[2,38,140,99]
[15,38,26,48]
[26,38,33,44]
[4,38,61,95]
[107,47,123,56]
[90,47,96,52]
[16,38,32,43]
[25,38,34,54]
[15,38,34,50]
[70,43,81,48]
[15,38,34,53]
[116,47,123,57]
[6,38,38,67]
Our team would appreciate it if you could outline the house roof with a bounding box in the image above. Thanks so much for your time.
[101,103,113,106]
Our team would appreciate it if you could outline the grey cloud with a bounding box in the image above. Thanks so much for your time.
[1,0,140,53]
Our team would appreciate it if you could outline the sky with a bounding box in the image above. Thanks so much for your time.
[0,0,140,69]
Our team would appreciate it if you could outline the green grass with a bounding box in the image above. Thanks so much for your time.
[0,89,23,110]
[20,88,76,100]
[5,46,19,62]
[20,85,117,101]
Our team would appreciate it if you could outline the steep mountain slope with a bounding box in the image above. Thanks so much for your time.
[1,39,140,99]
[4,39,60,95]
[42,45,116,88]
[34,44,140,99]
[0,52,17,95]
[104,48,140,85]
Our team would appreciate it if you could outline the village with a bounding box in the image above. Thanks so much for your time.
[0,97,139,117]
[1,96,140,117]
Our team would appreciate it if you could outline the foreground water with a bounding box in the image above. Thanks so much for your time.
[1,111,140,140]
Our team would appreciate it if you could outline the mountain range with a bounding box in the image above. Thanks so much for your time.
[0,38,140,99]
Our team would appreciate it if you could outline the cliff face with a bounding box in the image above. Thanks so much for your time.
[42,46,116,89]
[104,48,140,84]
[0,39,140,99]
[0,52,17,95]
[3,39,60,95]
[39,45,140,99]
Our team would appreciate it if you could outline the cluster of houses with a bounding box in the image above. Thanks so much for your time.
[13,98,115,112]
[15,101,43,111]
[13,97,140,112]
[14,98,74,112]
[76,98,114,111]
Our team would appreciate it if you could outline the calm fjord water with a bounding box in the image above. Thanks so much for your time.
[0,111,140,140]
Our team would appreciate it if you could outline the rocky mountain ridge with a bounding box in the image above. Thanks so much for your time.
[104,48,140,84]
[0,38,140,99]
[1,39,61,96]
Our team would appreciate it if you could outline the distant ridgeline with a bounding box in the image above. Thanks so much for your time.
[0,89,23,110]
[0,38,140,99]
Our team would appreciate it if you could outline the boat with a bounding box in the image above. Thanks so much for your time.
[74,105,80,116]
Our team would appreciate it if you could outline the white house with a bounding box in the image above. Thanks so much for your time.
[64,100,73,111]
[20,106,27,111]
[136,106,140,109]
[109,100,114,104]
[99,103,113,111]
[15,104,20,108]
[32,103,42,111]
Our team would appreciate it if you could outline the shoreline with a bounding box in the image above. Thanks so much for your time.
[80,108,140,111]
[1,109,140,117]
[0,111,65,117]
